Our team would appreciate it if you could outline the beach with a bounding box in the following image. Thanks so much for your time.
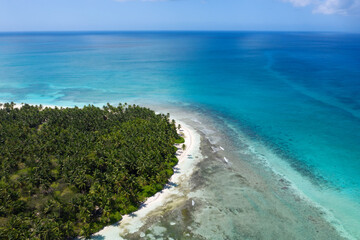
[92,118,202,239]
[2,103,353,240]
[91,106,349,240]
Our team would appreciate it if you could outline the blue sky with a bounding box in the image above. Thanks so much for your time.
[0,0,359,32]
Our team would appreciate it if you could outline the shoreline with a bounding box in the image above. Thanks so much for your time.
[141,104,350,240]
[92,102,353,240]
[2,102,202,239]
[3,102,355,239]
[92,119,202,239]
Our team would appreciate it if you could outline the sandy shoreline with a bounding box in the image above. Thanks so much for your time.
[91,119,202,239]
[2,103,202,239]
[3,102,353,239]
[128,104,349,240]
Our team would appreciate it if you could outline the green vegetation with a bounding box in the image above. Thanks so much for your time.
[0,102,182,239]
[182,144,186,151]
[174,137,185,144]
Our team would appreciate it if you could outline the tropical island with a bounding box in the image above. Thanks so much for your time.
[0,102,185,239]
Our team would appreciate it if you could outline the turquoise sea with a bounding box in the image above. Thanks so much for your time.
[0,32,359,239]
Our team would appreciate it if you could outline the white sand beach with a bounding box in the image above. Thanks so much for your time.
[91,120,202,239]
[1,103,203,239]
[4,103,350,240]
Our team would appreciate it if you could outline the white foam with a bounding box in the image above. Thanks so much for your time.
[193,119,202,124]
[211,146,218,153]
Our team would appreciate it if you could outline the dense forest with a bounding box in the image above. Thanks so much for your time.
[0,102,182,239]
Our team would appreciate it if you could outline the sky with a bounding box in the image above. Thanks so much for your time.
[0,0,359,32]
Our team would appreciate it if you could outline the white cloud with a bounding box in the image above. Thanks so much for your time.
[284,0,360,15]
[315,0,360,14]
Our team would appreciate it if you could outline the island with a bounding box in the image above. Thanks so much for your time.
[0,102,185,239]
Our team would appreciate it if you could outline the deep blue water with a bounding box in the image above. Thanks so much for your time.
[0,31,360,237]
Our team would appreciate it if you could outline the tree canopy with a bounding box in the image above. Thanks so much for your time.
[0,102,180,239]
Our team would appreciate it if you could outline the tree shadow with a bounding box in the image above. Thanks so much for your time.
[91,235,105,240]
[111,221,120,227]
[164,181,178,189]
[128,212,138,218]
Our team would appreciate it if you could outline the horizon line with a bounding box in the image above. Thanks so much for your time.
[0,29,359,34]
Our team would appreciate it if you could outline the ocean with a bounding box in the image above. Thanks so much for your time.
[0,31,359,239]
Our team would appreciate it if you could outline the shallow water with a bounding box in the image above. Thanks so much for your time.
[0,32,359,239]
[133,104,348,240]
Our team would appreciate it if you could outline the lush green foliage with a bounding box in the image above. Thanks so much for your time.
[0,103,181,239]
[174,137,185,144]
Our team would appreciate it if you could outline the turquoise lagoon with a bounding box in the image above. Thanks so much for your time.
[0,32,359,238]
